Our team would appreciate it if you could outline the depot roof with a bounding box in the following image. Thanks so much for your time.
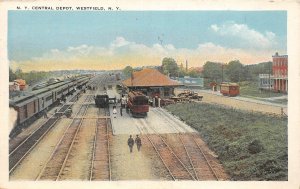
[122,68,181,87]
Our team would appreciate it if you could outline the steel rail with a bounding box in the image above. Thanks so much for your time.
[9,95,78,174]
[89,107,112,181]
[56,98,90,181]
[140,119,196,180]
[89,76,111,181]
[105,107,112,181]
[151,108,199,180]
[136,118,196,180]
[9,97,75,154]
[156,108,219,180]
[89,111,98,181]
[134,119,175,181]
[35,95,92,180]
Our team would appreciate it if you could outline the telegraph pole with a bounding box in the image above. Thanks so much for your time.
[269,62,271,97]
[221,64,224,83]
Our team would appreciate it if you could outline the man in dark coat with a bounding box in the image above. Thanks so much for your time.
[135,135,142,152]
[127,135,134,153]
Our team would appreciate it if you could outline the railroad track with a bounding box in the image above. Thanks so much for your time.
[9,95,78,174]
[36,95,93,180]
[153,108,226,180]
[9,93,80,153]
[135,118,196,181]
[89,107,112,181]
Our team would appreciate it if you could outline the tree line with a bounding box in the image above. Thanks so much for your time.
[202,60,272,83]
[9,68,51,85]
[122,57,272,84]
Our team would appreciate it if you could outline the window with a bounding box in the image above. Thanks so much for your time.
[46,95,52,102]
[164,88,170,97]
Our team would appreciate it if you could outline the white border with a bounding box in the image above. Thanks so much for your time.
[0,1,299,189]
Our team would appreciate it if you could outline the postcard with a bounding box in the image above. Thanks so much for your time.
[0,0,300,189]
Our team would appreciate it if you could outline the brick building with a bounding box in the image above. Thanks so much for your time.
[271,52,288,93]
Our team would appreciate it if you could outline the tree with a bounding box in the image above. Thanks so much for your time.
[162,57,179,77]
[225,60,244,82]
[245,61,272,81]
[188,69,199,78]
[202,61,223,82]
[9,67,17,82]
[122,66,133,78]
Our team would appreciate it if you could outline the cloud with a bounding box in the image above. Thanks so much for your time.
[110,37,131,48]
[210,21,278,50]
[10,36,283,72]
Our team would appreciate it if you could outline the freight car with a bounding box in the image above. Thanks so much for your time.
[126,91,149,117]
[220,82,240,97]
[9,75,91,134]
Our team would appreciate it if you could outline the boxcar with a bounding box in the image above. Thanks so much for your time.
[220,83,240,97]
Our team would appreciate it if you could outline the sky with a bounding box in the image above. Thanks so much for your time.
[8,11,287,71]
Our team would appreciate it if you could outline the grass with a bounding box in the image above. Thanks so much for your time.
[238,81,284,98]
[165,102,287,180]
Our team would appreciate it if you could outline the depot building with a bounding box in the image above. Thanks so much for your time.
[122,68,182,98]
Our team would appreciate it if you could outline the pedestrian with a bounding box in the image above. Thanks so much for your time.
[112,106,117,118]
[127,135,134,153]
[120,106,123,116]
[121,95,126,109]
[135,135,142,152]
[43,109,48,119]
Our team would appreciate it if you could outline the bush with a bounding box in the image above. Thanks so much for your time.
[248,139,264,154]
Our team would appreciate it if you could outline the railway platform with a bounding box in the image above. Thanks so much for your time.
[109,105,196,135]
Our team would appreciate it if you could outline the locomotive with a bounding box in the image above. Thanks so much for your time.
[94,93,109,108]
[126,91,149,117]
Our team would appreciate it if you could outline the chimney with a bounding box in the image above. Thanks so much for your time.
[186,60,188,72]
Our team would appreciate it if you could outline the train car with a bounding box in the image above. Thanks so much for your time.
[220,82,240,97]
[9,75,90,130]
[94,94,109,108]
[127,91,149,117]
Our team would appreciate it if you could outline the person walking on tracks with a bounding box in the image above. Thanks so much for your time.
[135,135,142,152]
[127,135,134,153]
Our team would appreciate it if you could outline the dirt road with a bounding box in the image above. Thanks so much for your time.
[176,89,287,115]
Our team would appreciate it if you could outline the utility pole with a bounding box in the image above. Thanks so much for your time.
[269,62,271,97]
[221,64,224,83]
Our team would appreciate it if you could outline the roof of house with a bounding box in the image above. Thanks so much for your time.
[122,68,181,87]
